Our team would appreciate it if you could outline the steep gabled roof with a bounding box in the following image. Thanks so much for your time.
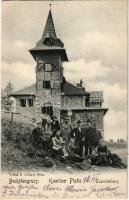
[42,9,57,40]
[62,82,88,96]
[9,84,36,96]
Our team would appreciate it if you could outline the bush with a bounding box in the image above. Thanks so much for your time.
[1,117,52,162]
[1,118,33,150]
[26,145,35,157]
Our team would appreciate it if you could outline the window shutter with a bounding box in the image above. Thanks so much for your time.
[37,80,42,89]
[51,81,54,88]
[45,64,52,71]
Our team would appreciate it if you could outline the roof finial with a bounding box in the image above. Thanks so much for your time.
[49,3,51,10]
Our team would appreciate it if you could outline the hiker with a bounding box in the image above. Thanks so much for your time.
[47,116,52,130]
[71,120,84,157]
[32,120,44,149]
[84,119,91,157]
[68,135,76,153]
[86,140,108,166]
[71,121,77,129]
[86,123,102,156]
[42,116,47,133]
[107,149,127,168]
[51,116,60,138]
[51,130,67,158]
[61,116,72,150]
[95,140,108,166]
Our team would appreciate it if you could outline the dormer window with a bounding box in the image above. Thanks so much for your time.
[45,64,52,71]
[44,38,52,46]
[43,34,53,46]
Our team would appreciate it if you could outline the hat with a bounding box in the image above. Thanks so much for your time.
[36,119,42,124]
[86,119,91,123]
[64,116,69,121]
[51,115,57,120]
[77,120,82,124]
[93,123,96,128]
[61,140,66,145]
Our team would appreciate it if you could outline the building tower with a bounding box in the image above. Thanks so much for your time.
[30,8,68,120]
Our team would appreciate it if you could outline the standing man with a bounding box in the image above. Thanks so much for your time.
[61,116,72,150]
[85,122,102,156]
[32,120,44,149]
[71,120,84,157]
[84,119,91,157]
[51,116,60,138]
[91,124,102,149]
[42,116,47,133]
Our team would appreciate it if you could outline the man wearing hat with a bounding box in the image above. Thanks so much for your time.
[84,119,91,156]
[85,122,102,156]
[61,116,72,150]
[32,120,44,149]
[50,116,60,138]
[71,120,84,157]
[42,116,47,133]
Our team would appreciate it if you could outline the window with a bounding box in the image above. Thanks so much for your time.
[28,99,33,107]
[43,80,51,89]
[85,94,90,107]
[20,99,26,107]
[45,64,52,72]
[41,106,53,116]
[37,63,44,72]
[44,38,52,46]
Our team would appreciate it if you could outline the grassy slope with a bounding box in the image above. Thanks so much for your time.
[1,113,128,172]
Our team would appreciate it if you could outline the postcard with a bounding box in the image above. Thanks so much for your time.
[0,0,128,199]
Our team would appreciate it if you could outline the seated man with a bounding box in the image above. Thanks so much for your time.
[95,140,108,166]
[107,149,127,168]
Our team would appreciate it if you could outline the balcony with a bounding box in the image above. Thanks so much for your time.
[85,91,104,108]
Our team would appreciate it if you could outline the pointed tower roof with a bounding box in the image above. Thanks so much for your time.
[29,7,68,61]
[35,8,64,48]
[42,9,57,40]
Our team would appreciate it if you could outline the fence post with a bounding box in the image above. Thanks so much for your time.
[10,111,13,139]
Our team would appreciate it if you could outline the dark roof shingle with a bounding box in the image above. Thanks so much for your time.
[62,82,88,96]
[10,81,88,97]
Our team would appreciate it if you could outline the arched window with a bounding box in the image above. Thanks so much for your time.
[41,106,53,117]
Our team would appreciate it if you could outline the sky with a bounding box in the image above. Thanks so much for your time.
[2,1,127,140]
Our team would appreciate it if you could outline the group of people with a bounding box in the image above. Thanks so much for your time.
[32,115,102,159]
[31,115,126,168]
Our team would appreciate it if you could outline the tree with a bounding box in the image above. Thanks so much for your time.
[4,82,13,96]
[1,82,14,111]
